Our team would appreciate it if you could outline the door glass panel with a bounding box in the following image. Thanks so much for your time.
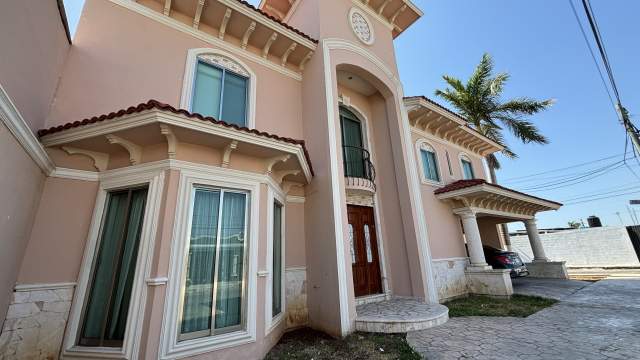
[80,187,148,347]
[272,203,283,317]
[214,192,247,329]
[181,189,220,335]
[364,224,373,263]
[348,224,356,264]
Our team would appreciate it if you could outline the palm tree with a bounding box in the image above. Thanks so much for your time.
[435,53,554,183]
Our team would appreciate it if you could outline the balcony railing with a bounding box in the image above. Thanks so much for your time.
[343,146,376,184]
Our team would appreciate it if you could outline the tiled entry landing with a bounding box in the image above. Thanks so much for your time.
[355,297,449,333]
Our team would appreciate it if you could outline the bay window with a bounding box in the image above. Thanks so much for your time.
[179,187,249,341]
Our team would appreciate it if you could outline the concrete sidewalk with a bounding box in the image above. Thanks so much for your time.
[407,278,640,360]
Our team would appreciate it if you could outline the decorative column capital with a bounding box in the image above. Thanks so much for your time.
[455,209,477,220]
[524,218,538,227]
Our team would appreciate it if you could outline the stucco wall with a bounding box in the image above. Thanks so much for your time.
[511,226,640,267]
[413,131,487,260]
[46,0,303,140]
[0,123,46,332]
[0,0,69,132]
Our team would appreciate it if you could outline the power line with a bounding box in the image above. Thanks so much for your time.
[520,160,624,191]
[501,153,623,182]
[568,0,617,113]
[563,189,640,206]
[561,184,640,202]
[560,182,640,202]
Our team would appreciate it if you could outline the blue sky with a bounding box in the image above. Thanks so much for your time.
[63,0,640,229]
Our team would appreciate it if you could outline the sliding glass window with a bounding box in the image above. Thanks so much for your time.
[272,202,283,318]
[192,60,248,127]
[78,187,148,347]
[180,187,249,341]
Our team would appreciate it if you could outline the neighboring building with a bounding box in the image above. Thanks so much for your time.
[0,0,562,359]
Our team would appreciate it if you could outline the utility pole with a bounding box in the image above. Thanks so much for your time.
[619,106,640,156]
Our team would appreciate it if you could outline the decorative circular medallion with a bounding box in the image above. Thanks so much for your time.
[349,8,374,45]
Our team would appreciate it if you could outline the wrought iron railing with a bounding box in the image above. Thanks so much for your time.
[343,145,376,183]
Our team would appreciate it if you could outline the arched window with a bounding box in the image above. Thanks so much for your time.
[181,49,256,128]
[460,154,475,180]
[417,140,441,183]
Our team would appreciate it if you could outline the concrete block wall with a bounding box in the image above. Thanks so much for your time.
[511,226,640,267]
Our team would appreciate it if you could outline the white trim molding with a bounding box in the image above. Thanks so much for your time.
[61,165,166,359]
[322,39,438,309]
[14,282,77,292]
[265,187,286,333]
[0,83,55,175]
[179,48,257,130]
[50,167,100,182]
[107,0,309,81]
[415,138,443,186]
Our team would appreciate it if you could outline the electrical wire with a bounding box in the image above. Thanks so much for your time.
[501,153,623,182]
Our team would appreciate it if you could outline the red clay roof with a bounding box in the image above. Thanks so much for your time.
[234,0,318,44]
[434,179,562,206]
[38,99,314,176]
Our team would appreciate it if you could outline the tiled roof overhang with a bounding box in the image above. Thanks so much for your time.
[404,96,504,157]
[435,179,562,219]
[38,100,314,179]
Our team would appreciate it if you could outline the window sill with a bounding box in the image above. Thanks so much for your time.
[420,179,443,187]
[63,346,127,359]
[266,312,285,335]
[162,330,255,360]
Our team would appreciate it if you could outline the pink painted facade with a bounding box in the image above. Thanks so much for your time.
[0,0,562,358]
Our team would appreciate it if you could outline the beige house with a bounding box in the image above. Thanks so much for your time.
[0,0,562,359]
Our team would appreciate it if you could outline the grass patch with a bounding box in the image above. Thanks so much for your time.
[265,328,421,360]
[445,294,557,318]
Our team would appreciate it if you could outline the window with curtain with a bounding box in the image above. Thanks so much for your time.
[79,187,148,347]
[461,156,475,179]
[419,144,440,182]
[180,187,248,341]
[272,202,283,318]
[192,60,248,127]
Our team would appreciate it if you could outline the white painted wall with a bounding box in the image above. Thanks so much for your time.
[511,226,640,267]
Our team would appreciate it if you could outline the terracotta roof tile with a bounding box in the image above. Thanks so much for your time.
[234,0,318,44]
[434,179,562,206]
[38,99,314,176]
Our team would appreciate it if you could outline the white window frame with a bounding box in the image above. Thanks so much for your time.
[159,169,260,359]
[180,48,257,129]
[415,139,443,186]
[265,186,286,332]
[459,153,475,180]
[61,167,166,359]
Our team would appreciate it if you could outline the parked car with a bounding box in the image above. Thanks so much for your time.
[483,246,529,277]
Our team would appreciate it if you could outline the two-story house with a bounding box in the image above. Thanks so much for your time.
[0,0,564,359]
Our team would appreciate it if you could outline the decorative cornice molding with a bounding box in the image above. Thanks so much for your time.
[14,282,76,292]
[0,83,55,175]
[50,167,100,182]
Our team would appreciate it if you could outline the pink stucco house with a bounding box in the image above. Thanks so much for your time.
[0,0,564,358]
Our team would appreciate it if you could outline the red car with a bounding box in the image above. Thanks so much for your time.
[483,246,529,277]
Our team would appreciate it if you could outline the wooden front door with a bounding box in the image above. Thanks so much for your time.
[348,205,383,297]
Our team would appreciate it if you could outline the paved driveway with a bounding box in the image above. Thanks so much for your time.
[407,279,640,360]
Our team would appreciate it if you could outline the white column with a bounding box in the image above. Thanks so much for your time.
[524,218,548,262]
[459,210,490,269]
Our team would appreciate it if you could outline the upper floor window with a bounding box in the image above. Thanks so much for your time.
[417,141,440,183]
[192,60,248,127]
[460,154,475,179]
[181,49,256,129]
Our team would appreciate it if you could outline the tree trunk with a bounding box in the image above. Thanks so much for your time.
[486,157,512,250]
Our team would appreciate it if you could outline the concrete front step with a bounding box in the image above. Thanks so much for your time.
[355,297,449,333]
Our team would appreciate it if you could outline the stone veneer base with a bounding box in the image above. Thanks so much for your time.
[526,261,569,279]
[0,284,75,360]
[355,298,449,333]
[465,268,513,298]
